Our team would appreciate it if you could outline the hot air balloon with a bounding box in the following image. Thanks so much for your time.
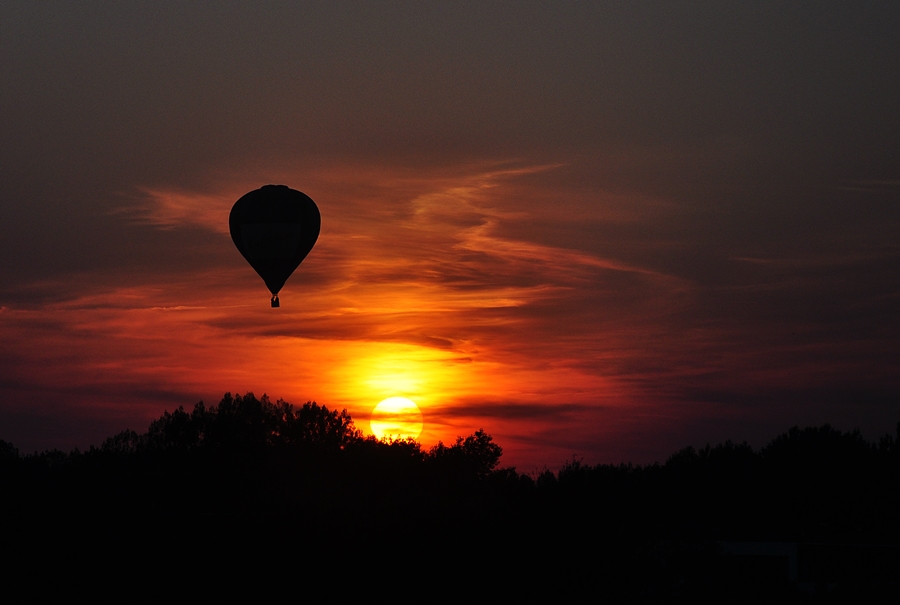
[229,185,320,307]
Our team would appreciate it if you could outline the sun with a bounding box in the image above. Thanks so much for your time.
[370,397,424,441]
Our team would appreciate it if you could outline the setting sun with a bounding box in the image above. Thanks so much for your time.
[370,397,424,441]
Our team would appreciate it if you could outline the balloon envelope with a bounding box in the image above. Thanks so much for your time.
[229,185,320,304]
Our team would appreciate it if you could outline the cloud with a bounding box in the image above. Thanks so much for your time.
[428,401,597,422]
[118,189,236,233]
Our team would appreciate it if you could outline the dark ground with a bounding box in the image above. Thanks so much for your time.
[3,393,898,600]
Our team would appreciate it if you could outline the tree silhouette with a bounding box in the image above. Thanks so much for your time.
[3,395,900,597]
[141,392,361,454]
[428,428,502,479]
[0,439,19,466]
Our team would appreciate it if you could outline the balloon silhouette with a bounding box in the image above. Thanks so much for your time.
[229,185,320,307]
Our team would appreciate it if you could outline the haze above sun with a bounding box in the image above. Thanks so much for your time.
[370,397,424,441]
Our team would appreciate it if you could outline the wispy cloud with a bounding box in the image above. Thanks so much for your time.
[4,159,899,467]
[116,189,236,233]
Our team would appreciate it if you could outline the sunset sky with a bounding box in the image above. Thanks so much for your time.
[2,2,898,469]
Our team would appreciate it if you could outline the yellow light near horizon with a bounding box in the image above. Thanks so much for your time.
[331,342,465,413]
[370,397,424,441]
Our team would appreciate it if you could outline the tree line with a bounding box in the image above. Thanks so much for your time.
[2,393,899,541]
[2,393,899,598]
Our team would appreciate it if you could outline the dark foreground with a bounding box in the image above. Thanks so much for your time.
[2,393,898,600]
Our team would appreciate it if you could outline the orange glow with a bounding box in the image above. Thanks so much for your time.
[370,397,423,440]
[0,272,628,462]
[0,161,728,466]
